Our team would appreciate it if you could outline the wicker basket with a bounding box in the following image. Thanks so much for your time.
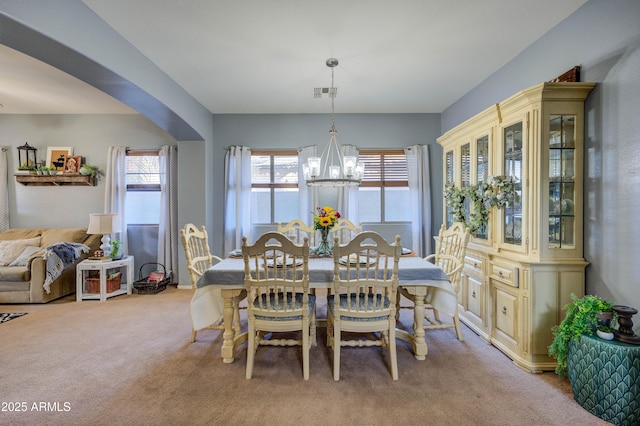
[86,276,121,293]
[133,263,170,295]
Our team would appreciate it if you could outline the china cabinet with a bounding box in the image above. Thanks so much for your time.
[437,82,595,372]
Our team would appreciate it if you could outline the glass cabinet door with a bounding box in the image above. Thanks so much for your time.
[548,115,576,248]
[503,123,522,246]
[475,136,489,240]
[461,143,471,222]
[445,150,454,227]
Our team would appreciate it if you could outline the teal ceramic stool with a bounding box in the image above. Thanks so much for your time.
[567,334,640,425]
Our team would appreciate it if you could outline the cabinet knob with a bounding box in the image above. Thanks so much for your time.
[474,262,479,268]
[472,291,476,298]
[502,306,507,314]
[498,271,504,278]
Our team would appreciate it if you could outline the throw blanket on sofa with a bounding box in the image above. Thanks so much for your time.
[43,242,89,293]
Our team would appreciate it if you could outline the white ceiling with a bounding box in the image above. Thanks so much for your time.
[0,0,587,115]
[0,43,137,114]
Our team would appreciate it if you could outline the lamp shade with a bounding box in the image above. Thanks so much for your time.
[87,213,122,235]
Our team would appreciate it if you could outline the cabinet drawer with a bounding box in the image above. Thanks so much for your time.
[495,288,517,340]
[489,262,518,287]
[465,254,484,276]
[467,275,483,318]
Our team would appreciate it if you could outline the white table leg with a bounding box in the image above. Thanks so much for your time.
[395,286,428,360]
[100,273,106,302]
[76,268,83,302]
[411,288,428,360]
[221,289,247,363]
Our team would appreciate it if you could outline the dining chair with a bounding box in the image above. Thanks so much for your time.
[329,218,362,244]
[398,222,470,341]
[242,232,316,380]
[328,231,402,381]
[181,223,245,342]
[277,219,315,246]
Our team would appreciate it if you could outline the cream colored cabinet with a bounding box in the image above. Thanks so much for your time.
[492,282,518,348]
[459,248,489,340]
[437,82,595,372]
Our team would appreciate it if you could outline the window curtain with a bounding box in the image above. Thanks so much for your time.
[224,146,252,253]
[158,145,178,281]
[405,144,432,257]
[339,144,359,222]
[298,145,317,221]
[104,146,128,256]
[0,148,9,231]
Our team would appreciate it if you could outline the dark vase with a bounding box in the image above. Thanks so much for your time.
[596,311,613,328]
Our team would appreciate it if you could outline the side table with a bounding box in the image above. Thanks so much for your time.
[76,256,134,302]
[567,333,640,425]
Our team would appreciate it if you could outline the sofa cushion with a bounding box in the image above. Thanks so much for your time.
[0,280,30,292]
[9,246,42,266]
[40,228,89,247]
[0,229,43,241]
[0,265,30,282]
[0,237,42,266]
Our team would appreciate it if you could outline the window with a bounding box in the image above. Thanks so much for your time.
[358,150,410,223]
[125,150,160,225]
[251,150,299,224]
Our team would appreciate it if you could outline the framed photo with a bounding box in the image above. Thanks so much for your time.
[63,156,82,174]
[46,146,73,172]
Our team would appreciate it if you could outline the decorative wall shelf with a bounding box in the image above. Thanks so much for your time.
[15,174,95,186]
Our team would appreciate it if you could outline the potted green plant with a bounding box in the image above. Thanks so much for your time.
[596,324,615,340]
[548,293,614,377]
[17,163,36,173]
[109,239,121,260]
[79,164,100,177]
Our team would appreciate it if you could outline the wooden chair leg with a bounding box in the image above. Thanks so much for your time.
[389,324,398,380]
[246,321,256,379]
[333,322,341,381]
[303,319,310,380]
[232,296,242,334]
[310,309,317,347]
[432,308,442,323]
[453,313,464,341]
[190,328,197,343]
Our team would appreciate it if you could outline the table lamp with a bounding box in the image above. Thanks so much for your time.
[87,213,122,256]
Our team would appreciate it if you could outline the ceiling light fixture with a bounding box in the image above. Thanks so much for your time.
[303,58,364,187]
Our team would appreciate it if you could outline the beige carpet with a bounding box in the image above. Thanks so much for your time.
[0,286,607,426]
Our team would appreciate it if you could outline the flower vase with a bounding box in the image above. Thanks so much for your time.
[313,227,332,256]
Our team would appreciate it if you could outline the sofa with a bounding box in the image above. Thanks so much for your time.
[0,228,100,303]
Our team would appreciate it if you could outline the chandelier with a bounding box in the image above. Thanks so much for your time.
[303,58,364,187]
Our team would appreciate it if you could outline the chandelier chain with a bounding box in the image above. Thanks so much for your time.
[330,64,336,131]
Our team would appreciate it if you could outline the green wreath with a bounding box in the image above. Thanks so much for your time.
[445,177,517,233]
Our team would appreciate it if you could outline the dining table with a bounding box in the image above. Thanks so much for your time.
[191,255,455,363]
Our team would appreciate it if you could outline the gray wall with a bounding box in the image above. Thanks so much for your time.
[210,113,442,253]
[442,0,640,329]
[1,114,176,274]
[0,0,212,288]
